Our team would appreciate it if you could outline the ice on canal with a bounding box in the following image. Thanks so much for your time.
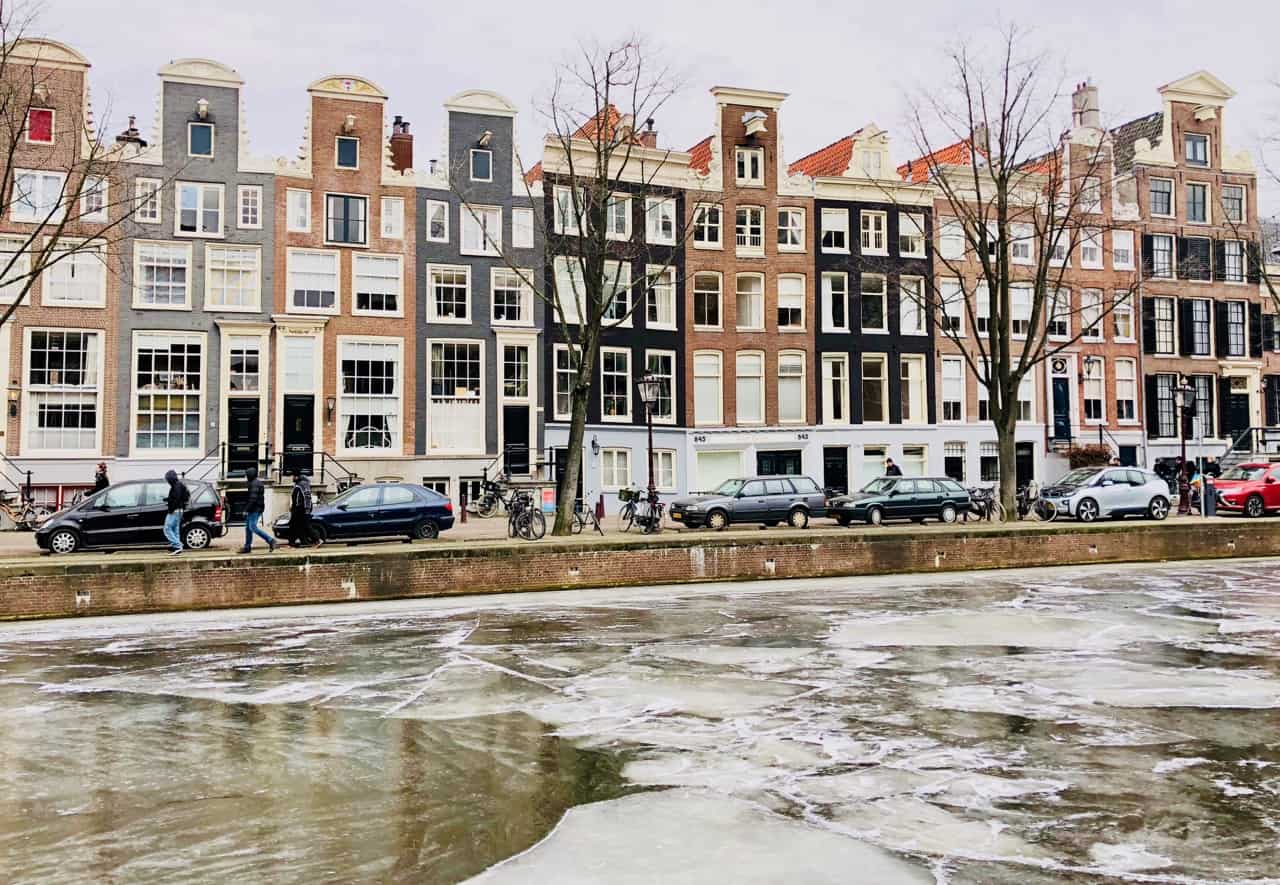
[2,560,1280,883]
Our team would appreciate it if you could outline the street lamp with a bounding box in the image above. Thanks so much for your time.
[1173,375,1196,515]
[636,371,661,507]
[1082,356,1102,447]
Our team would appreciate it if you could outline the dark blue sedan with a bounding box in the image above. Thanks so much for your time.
[273,482,454,543]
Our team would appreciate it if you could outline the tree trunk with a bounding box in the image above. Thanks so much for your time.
[997,410,1019,521]
[552,387,591,535]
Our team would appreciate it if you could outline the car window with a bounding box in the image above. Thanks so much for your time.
[103,483,144,509]
[713,479,745,496]
[1058,468,1101,487]
[342,487,382,509]
[896,480,918,494]
[191,486,217,505]
[764,479,791,495]
[139,482,171,506]
[790,477,820,494]
[740,481,767,497]
[862,478,897,494]
[940,479,966,494]
[382,486,416,506]
[1123,470,1145,486]
[1221,466,1266,482]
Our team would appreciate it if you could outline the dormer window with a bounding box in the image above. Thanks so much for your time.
[336,137,359,169]
[735,148,763,186]
[857,149,881,178]
[1185,133,1209,167]
[470,149,492,182]
[188,122,214,157]
[25,108,53,144]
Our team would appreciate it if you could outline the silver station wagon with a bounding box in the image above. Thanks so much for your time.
[669,476,828,530]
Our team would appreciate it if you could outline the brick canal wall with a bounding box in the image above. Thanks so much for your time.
[2,521,1277,621]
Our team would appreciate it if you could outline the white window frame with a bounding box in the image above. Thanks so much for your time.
[600,346,632,423]
[1149,177,1175,218]
[861,353,888,424]
[204,243,262,313]
[1115,358,1139,424]
[512,207,534,249]
[821,271,849,333]
[553,256,584,325]
[1080,288,1103,340]
[735,350,765,426]
[351,252,404,317]
[821,353,849,425]
[939,220,965,260]
[693,272,723,331]
[654,449,677,492]
[939,278,964,336]
[335,136,360,170]
[40,238,106,308]
[1011,284,1032,338]
[426,263,471,324]
[693,350,723,426]
[1081,228,1103,269]
[80,177,108,223]
[551,343,578,422]
[735,272,764,331]
[236,185,263,230]
[860,210,887,255]
[1186,181,1210,225]
[380,196,404,239]
[553,185,582,235]
[899,276,926,336]
[645,265,677,331]
[606,193,632,241]
[1221,184,1246,225]
[899,212,926,258]
[426,339,484,454]
[1151,234,1176,279]
[776,274,805,332]
[134,178,162,224]
[777,350,806,425]
[460,204,502,257]
[900,354,927,425]
[1185,132,1209,167]
[130,330,207,457]
[21,327,104,457]
[11,170,67,223]
[601,260,633,329]
[1223,239,1246,284]
[174,181,225,238]
[1112,229,1134,270]
[286,188,311,233]
[491,268,534,327]
[777,207,805,253]
[735,205,764,257]
[860,273,887,334]
[645,196,676,246]
[470,148,493,182]
[131,240,193,311]
[821,207,849,254]
[1153,296,1177,355]
[187,122,215,158]
[24,107,54,145]
[425,199,449,243]
[644,348,677,426]
[1113,290,1135,342]
[322,192,369,247]
[0,235,31,304]
[693,203,722,249]
[336,335,404,457]
[286,247,340,315]
[735,147,764,186]
[1083,357,1106,425]
[600,448,631,490]
[940,356,965,423]
[1010,223,1033,265]
[1047,288,1071,340]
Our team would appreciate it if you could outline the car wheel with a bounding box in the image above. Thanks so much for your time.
[1076,498,1099,523]
[48,528,79,555]
[866,506,883,526]
[1245,494,1265,518]
[835,515,850,527]
[787,508,809,529]
[183,524,211,550]
[705,509,729,531]
[412,519,439,540]
[940,504,957,524]
[311,523,328,542]
[1147,497,1169,521]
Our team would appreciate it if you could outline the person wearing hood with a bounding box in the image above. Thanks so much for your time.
[239,466,276,554]
[288,472,317,548]
[163,469,190,555]
[92,462,110,493]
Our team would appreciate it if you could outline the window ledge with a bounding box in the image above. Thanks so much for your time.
[693,242,723,251]
[427,316,472,325]
[205,304,261,314]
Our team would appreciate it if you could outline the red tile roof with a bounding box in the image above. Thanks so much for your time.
[787,130,862,178]
[896,140,976,183]
[524,161,543,185]
[687,135,713,174]
[572,104,624,141]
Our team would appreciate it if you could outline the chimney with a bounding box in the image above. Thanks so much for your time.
[639,117,658,148]
[115,114,147,148]
[1072,80,1101,129]
[971,122,989,154]
[390,114,413,172]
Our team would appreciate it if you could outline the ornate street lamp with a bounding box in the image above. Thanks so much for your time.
[1174,375,1196,515]
[636,371,661,507]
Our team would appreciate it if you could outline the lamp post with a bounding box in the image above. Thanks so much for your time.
[636,371,661,508]
[1082,356,1102,447]
[1174,375,1196,515]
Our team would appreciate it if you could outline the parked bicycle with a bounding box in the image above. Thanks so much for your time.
[1017,480,1058,522]
[571,496,604,535]
[964,486,1003,522]
[506,490,546,540]
[618,485,664,534]
[470,478,509,518]
[0,491,53,531]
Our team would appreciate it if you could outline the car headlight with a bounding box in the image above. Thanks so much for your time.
[685,504,699,510]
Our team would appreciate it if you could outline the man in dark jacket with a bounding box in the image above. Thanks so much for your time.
[288,472,317,547]
[884,458,903,477]
[92,463,110,493]
[239,466,276,554]
[163,470,189,555]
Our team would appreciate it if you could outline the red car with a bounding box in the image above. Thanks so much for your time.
[1215,462,1280,517]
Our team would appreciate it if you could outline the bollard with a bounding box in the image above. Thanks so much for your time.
[595,493,604,523]
[460,488,467,523]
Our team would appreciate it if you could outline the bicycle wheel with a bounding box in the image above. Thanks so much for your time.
[1040,500,1058,522]
[477,496,498,518]
[619,502,635,532]
[570,510,584,534]
[521,508,546,540]
[990,500,1007,522]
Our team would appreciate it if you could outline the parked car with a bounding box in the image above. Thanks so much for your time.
[828,477,971,526]
[669,476,827,530]
[1214,462,1280,517]
[274,482,454,542]
[36,478,226,555]
[1039,466,1170,522]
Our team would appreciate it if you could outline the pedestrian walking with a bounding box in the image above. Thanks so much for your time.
[884,458,903,477]
[288,472,318,548]
[92,462,110,493]
[238,466,276,554]
[163,470,189,555]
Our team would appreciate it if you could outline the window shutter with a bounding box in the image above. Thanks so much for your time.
[1212,241,1226,282]
[1266,376,1280,427]
[1250,303,1264,358]
[1145,375,1159,439]
[1175,237,1188,278]
[1141,297,1157,354]
[1214,301,1229,357]
[1141,234,1154,278]
[1207,378,1217,438]
[1247,242,1262,284]
[1265,313,1278,352]
[1178,298,1193,356]
[1217,376,1231,440]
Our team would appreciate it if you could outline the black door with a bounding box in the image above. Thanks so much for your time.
[503,405,531,475]
[552,447,584,507]
[1052,378,1071,441]
[1015,442,1035,488]
[823,446,849,495]
[227,398,260,477]
[283,395,315,476]
[1119,445,1138,467]
[1225,393,1251,444]
[757,450,801,476]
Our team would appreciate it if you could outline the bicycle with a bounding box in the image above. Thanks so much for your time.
[617,486,641,532]
[506,490,546,540]
[965,486,1001,522]
[469,479,508,518]
[571,496,604,535]
[0,491,53,531]
[1017,481,1058,522]
[618,486,664,534]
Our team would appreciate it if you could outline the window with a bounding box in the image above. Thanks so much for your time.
[646,197,676,245]
[553,257,584,325]
[188,122,214,157]
[1222,185,1245,223]
[1081,289,1103,340]
[1080,176,1102,213]
[1154,297,1176,354]
[1155,374,1177,437]
[939,279,964,335]
[512,208,534,249]
[1189,298,1211,356]
[900,355,926,424]
[0,237,30,303]
[735,206,764,255]
[980,442,1000,482]
[325,194,367,245]
[822,272,848,332]
[1113,291,1134,340]
[899,277,925,335]
[335,137,359,170]
[693,351,722,425]
[1227,301,1247,357]
[231,185,262,230]
[470,149,492,182]
[654,450,677,491]
[288,249,338,312]
[353,254,402,315]
[941,357,964,422]
[228,337,260,392]
[429,342,481,403]
[736,273,764,330]
[944,442,966,483]
[606,194,631,240]
[80,177,107,222]
[340,339,401,452]
[461,205,501,255]
[205,245,260,310]
[601,449,631,489]
[552,345,578,421]
[133,242,191,308]
[939,220,964,260]
[898,213,926,257]
[1187,183,1208,223]
[26,108,53,144]
[12,170,66,223]
[778,352,805,424]
[287,189,311,233]
[1191,375,1213,439]
[427,264,469,322]
[1184,237,1211,281]
[380,197,404,239]
[693,204,721,248]
[860,273,886,332]
[645,350,675,424]
[1011,223,1033,264]
[1185,133,1208,167]
[1083,359,1104,422]
[862,445,888,485]
[133,333,203,451]
[1081,229,1103,269]
[176,183,224,237]
[425,199,448,242]
[1111,230,1134,270]
[1017,373,1034,422]
[694,273,721,329]
[1150,178,1174,217]
[777,208,805,251]
[735,352,764,425]
[1115,358,1136,422]
[976,283,990,334]
[977,359,991,420]
[735,147,763,185]
[492,269,532,325]
[1011,284,1031,337]
[135,178,161,224]
[1049,238,1070,266]
[601,348,631,421]
[902,445,927,476]
[553,186,581,235]
[861,355,887,422]
[43,241,105,307]
[602,260,632,326]
[1152,234,1174,278]
[860,210,887,254]
[283,337,316,392]
[25,330,100,452]
[821,208,849,253]
[777,275,805,330]
[821,354,848,424]
[646,266,676,330]
[1224,240,1245,283]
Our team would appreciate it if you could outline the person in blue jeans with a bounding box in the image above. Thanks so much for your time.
[238,466,276,553]
[163,470,189,555]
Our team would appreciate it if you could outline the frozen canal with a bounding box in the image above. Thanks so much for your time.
[2,561,1279,884]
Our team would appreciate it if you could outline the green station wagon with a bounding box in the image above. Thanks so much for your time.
[828,476,972,526]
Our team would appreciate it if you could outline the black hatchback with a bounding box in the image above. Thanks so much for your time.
[36,479,226,554]
[273,482,455,542]
[829,477,972,526]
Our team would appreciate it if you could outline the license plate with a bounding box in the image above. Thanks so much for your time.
[671,512,683,520]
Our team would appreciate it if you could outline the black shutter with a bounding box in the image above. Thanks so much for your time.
[1178,298,1193,356]
[1247,242,1263,284]
[1206,378,1217,438]
[1213,241,1226,282]
[1175,237,1187,279]
[1141,297,1157,354]
[1214,301,1230,357]
[1250,303,1264,358]
[1265,313,1278,352]
[1218,377,1231,440]
[1141,234,1154,278]
[1145,375,1159,439]
[1266,376,1280,427]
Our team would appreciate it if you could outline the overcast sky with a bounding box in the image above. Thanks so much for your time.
[38,0,1280,211]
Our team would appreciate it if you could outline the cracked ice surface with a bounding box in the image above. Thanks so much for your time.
[1,560,1279,883]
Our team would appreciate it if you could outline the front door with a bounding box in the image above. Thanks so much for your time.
[1052,377,1071,441]
[1225,393,1251,445]
[823,446,849,495]
[283,395,315,476]
[1016,442,1035,488]
[757,449,801,476]
[503,405,531,476]
[227,398,260,477]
